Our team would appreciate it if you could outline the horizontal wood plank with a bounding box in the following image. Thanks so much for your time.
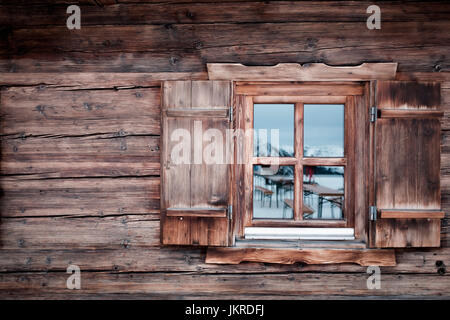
[206,247,396,266]
[0,86,161,136]
[1,271,449,299]
[1,135,160,178]
[252,95,348,104]
[0,73,207,89]
[208,63,397,81]
[236,83,363,96]
[377,81,441,110]
[379,109,444,118]
[2,2,450,27]
[164,108,229,118]
[166,208,227,218]
[380,210,445,219]
[0,215,160,249]
[2,22,449,72]
[0,177,160,218]
[1,247,450,274]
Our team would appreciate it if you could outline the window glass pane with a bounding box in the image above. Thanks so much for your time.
[254,104,294,157]
[304,104,344,157]
[253,165,294,219]
[303,166,344,220]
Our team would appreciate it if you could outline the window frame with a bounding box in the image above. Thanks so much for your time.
[234,82,365,242]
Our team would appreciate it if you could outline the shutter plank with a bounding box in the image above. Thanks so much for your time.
[417,118,441,209]
[192,81,231,109]
[374,219,441,248]
[372,81,442,248]
[165,108,229,118]
[162,216,191,245]
[191,217,229,246]
[161,80,232,246]
[191,118,230,209]
[376,118,395,209]
[379,109,443,118]
[166,208,227,218]
[164,117,191,209]
[163,81,191,109]
[377,81,440,109]
[380,210,444,219]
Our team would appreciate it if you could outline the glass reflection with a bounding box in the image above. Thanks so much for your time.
[253,165,294,219]
[303,166,344,220]
[304,104,344,157]
[253,104,294,157]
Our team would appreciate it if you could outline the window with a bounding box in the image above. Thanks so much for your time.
[239,87,356,240]
[160,65,444,266]
[252,103,346,222]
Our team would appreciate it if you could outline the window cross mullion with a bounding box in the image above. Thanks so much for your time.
[294,102,304,221]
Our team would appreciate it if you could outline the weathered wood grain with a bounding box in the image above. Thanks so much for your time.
[374,219,442,248]
[235,82,363,96]
[0,75,448,298]
[372,81,443,248]
[161,81,232,246]
[2,2,450,27]
[0,72,445,89]
[0,86,161,136]
[1,135,160,177]
[166,208,227,218]
[1,271,449,299]
[2,22,449,72]
[377,118,441,210]
[380,210,445,219]
[206,247,396,267]
[1,247,449,275]
[0,214,160,249]
[354,87,369,242]
[377,81,441,110]
[0,73,207,88]
[0,0,448,298]
[0,177,160,218]
[208,63,397,81]
[380,110,444,118]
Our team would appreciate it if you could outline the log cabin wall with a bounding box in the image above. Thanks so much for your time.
[0,0,449,299]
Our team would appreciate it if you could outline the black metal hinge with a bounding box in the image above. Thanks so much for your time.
[370,106,377,123]
[228,205,233,220]
[369,205,377,221]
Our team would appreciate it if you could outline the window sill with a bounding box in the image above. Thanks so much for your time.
[236,238,366,249]
[205,243,396,266]
[245,227,355,241]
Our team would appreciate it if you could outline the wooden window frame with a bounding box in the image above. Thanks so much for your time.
[234,82,364,241]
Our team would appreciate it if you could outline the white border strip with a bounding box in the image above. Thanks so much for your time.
[244,227,355,241]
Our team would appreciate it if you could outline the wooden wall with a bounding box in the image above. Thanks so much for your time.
[0,0,450,299]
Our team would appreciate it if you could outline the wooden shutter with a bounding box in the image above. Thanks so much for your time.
[370,81,444,248]
[161,81,233,246]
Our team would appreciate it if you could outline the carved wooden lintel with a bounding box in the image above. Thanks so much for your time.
[206,247,396,266]
[207,63,397,81]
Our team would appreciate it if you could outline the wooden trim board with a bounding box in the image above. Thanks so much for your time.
[164,108,229,118]
[379,109,444,118]
[0,72,208,89]
[379,210,445,219]
[208,63,397,81]
[206,247,396,266]
[236,83,364,96]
